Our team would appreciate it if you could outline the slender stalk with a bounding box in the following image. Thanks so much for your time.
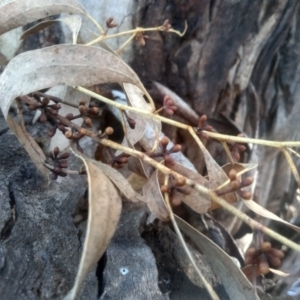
[86,24,187,46]
[204,131,300,148]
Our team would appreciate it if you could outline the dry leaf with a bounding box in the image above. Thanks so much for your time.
[142,164,169,221]
[269,268,289,277]
[243,200,300,234]
[20,15,82,44]
[0,44,147,120]
[64,157,122,300]
[0,0,88,36]
[175,216,260,300]
[123,84,161,177]
[71,143,141,202]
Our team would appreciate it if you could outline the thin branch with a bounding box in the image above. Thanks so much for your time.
[52,112,300,253]
[86,23,187,46]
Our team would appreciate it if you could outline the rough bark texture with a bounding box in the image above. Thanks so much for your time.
[1,0,300,299]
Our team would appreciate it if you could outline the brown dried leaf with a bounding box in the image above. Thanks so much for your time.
[0,0,88,36]
[0,44,146,119]
[64,156,122,300]
[175,216,260,300]
[269,268,289,277]
[71,143,141,202]
[142,163,169,221]
[20,15,82,44]
[243,200,300,234]
[123,84,161,178]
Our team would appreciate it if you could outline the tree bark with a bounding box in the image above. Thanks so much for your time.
[1,1,300,299]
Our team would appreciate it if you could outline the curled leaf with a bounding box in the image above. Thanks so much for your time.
[20,15,82,44]
[0,44,147,120]
[175,216,260,300]
[71,143,141,202]
[243,200,300,234]
[64,155,122,300]
[0,0,88,36]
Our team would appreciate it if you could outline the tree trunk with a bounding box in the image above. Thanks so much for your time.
[1,1,300,299]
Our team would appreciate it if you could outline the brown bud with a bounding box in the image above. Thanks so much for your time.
[160,185,169,193]
[84,117,93,128]
[53,147,60,157]
[228,169,237,181]
[261,242,272,252]
[79,105,86,114]
[258,261,270,275]
[42,98,50,106]
[232,150,240,161]
[57,171,67,177]
[59,161,68,169]
[116,157,128,164]
[199,114,207,124]
[58,125,67,133]
[39,113,47,123]
[160,136,169,148]
[268,248,285,259]
[241,177,254,187]
[80,128,88,136]
[105,127,114,135]
[65,113,74,120]
[88,106,99,115]
[65,131,73,139]
[48,127,57,137]
[164,154,175,168]
[239,190,252,200]
[176,177,186,187]
[170,144,182,153]
[58,152,70,160]
[230,180,240,190]
[245,247,257,256]
[266,253,281,267]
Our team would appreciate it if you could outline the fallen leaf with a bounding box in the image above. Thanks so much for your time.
[0,44,147,120]
[175,216,260,300]
[142,163,169,221]
[0,0,88,36]
[71,143,141,202]
[64,156,122,300]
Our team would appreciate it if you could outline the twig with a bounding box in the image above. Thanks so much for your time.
[86,22,187,46]
[52,112,300,253]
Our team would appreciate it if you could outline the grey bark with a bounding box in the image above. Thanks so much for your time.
[1,0,300,299]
